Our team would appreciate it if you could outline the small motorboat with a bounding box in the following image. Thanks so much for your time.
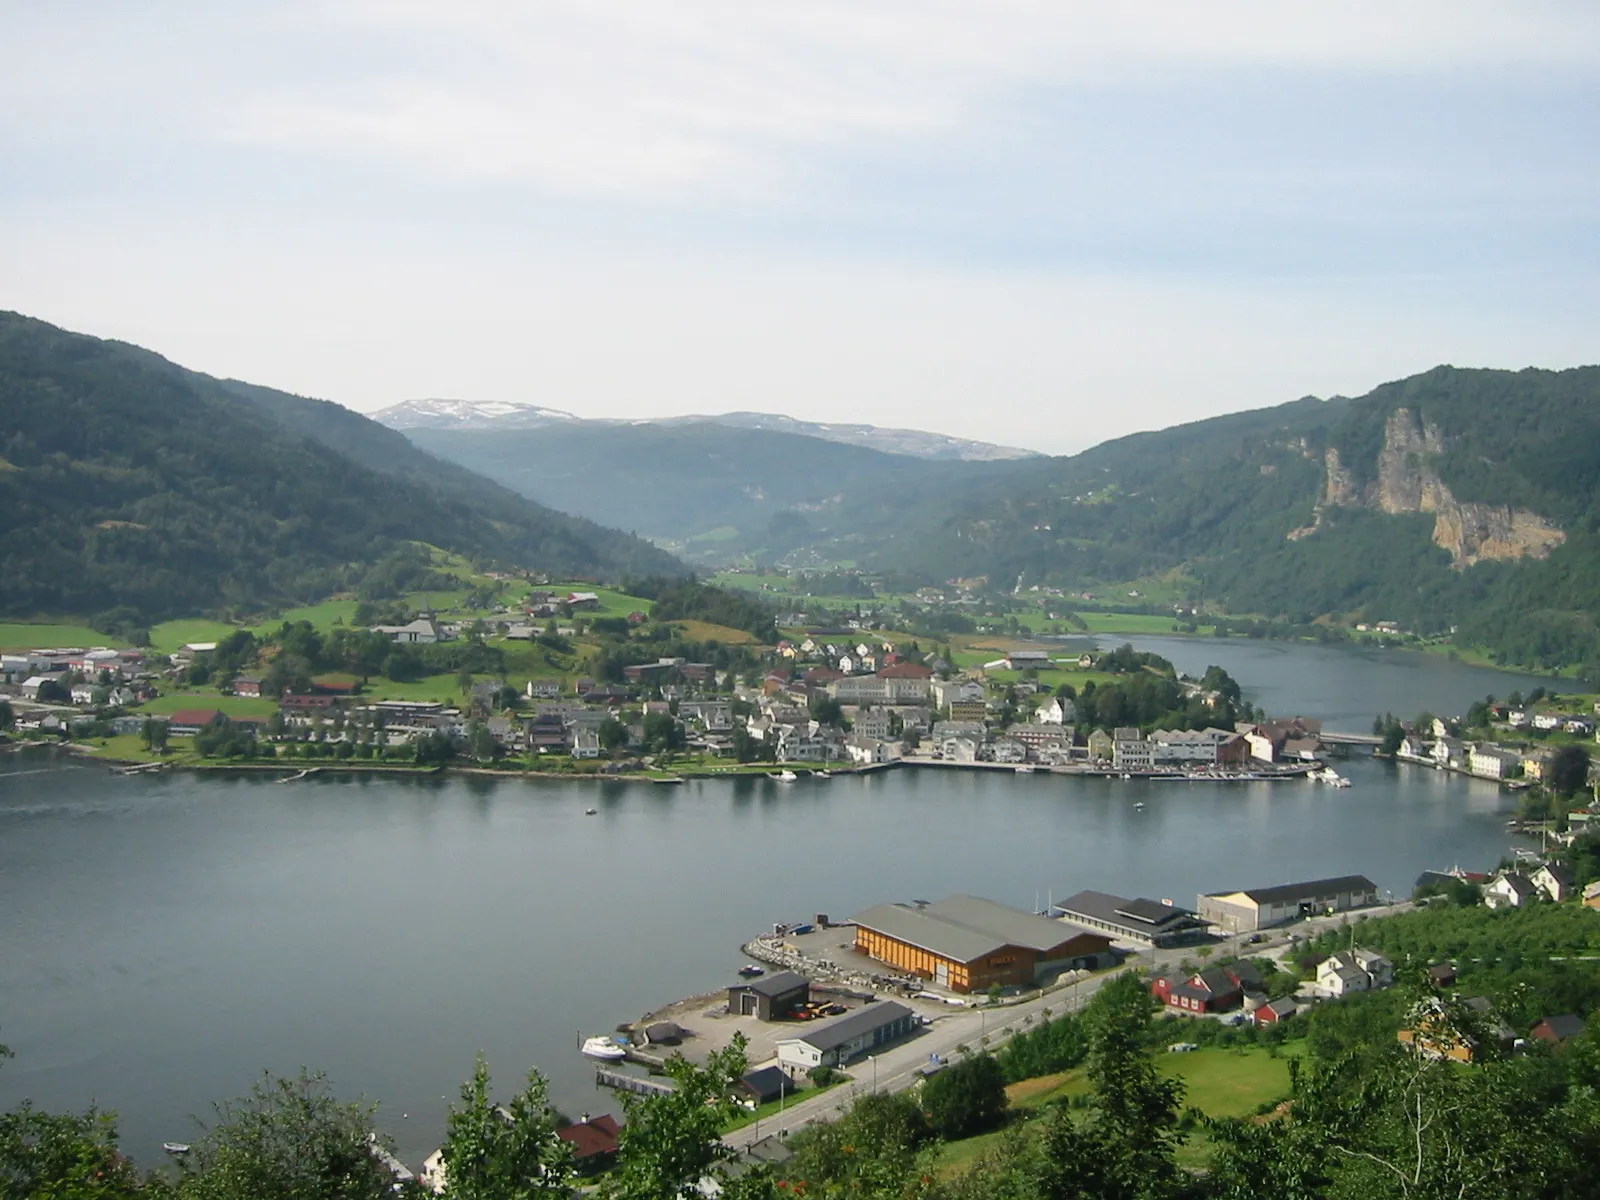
[771,770,798,782]
[1133,801,1146,810]
[581,1036,628,1061]
[162,1143,191,1156]
[814,770,832,779]
[737,964,766,977]
[584,807,598,815]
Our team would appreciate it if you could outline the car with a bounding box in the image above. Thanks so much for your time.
[1168,1042,1198,1053]
[1245,934,1263,944]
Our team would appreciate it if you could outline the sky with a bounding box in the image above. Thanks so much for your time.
[3,2,1598,454]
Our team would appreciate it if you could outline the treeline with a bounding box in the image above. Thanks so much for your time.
[623,578,777,642]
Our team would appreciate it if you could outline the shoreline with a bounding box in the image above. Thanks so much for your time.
[21,741,1325,785]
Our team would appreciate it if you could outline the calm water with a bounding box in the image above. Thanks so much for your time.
[0,643,1553,1166]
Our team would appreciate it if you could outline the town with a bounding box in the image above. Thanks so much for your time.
[1,594,1373,782]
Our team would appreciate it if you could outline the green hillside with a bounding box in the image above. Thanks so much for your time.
[0,313,681,626]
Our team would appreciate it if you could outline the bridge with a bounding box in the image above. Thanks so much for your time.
[1319,732,1383,747]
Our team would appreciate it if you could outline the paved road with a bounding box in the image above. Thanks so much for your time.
[725,900,1413,1148]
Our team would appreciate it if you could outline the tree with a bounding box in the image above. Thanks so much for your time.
[0,1101,145,1200]
[598,718,629,753]
[920,1052,1007,1140]
[0,699,14,731]
[602,1039,748,1200]
[174,1070,399,1200]
[467,720,499,762]
[141,717,169,753]
[1548,745,1592,798]
[437,1057,574,1200]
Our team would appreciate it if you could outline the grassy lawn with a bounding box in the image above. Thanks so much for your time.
[1157,1046,1297,1119]
[137,691,281,718]
[668,619,756,645]
[147,619,239,655]
[363,674,470,703]
[245,599,362,635]
[549,583,653,617]
[0,623,127,651]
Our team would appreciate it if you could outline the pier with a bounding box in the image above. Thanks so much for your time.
[595,1067,676,1097]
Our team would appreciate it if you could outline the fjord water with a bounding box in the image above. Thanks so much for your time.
[0,642,1553,1166]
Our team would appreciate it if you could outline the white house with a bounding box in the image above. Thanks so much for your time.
[844,734,899,766]
[1316,948,1394,997]
[775,1003,916,1075]
[1036,696,1075,725]
[941,736,980,763]
[1469,745,1521,781]
[372,618,443,645]
[70,684,98,705]
[1483,872,1537,909]
[1532,862,1575,903]
[571,729,601,759]
[20,676,51,699]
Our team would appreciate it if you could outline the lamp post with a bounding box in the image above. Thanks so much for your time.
[869,1055,877,1093]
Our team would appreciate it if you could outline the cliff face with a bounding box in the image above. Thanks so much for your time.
[1305,408,1564,567]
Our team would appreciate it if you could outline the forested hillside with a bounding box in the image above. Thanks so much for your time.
[0,314,680,626]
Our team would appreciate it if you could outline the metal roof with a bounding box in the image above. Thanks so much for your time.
[852,895,1088,964]
[1207,875,1377,907]
[784,1002,914,1052]
[731,971,809,999]
[1055,890,1197,931]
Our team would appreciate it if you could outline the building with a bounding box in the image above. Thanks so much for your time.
[371,618,443,644]
[845,734,898,766]
[1005,650,1051,671]
[1052,890,1208,948]
[1469,745,1522,781]
[737,1066,798,1108]
[1399,996,1515,1063]
[776,1001,917,1075]
[1531,862,1575,903]
[1583,880,1600,911]
[167,708,224,736]
[1197,874,1379,933]
[1530,1014,1586,1046]
[727,971,810,1021]
[231,676,264,698]
[557,1114,622,1174]
[1008,723,1072,757]
[1253,997,1297,1025]
[851,894,1113,993]
[1111,727,1152,771]
[1150,963,1259,1015]
[1086,729,1113,762]
[1483,872,1537,909]
[1317,948,1394,996]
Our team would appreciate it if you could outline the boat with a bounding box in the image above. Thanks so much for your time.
[1015,765,1034,774]
[1133,801,1146,810]
[814,770,832,779]
[737,964,766,977]
[584,807,598,815]
[162,1143,191,1155]
[771,770,798,782]
[581,1036,628,1061]
[653,776,685,785]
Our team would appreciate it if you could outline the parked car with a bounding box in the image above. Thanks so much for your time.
[1168,1042,1198,1053]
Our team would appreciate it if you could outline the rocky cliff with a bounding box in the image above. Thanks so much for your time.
[1307,408,1564,566]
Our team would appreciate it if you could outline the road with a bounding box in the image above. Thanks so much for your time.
[725,899,1413,1148]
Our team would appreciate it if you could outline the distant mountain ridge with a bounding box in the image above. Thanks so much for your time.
[372,398,1037,462]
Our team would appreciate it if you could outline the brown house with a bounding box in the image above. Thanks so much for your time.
[558,1114,621,1174]
[851,895,1112,993]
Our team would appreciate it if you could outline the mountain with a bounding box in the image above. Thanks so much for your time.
[843,365,1600,670]
[0,313,681,626]
[371,398,1037,461]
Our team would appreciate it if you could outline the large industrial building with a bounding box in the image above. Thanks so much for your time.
[1052,890,1209,947]
[851,894,1112,993]
[1197,875,1379,933]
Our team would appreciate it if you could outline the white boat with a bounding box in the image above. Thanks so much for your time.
[584,807,598,815]
[771,770,798,782]
[1133,801,1146,810]
[162,1143,191,1155]
[581,1036,628,1061]
[1015,765,1034,774]
[814,770,832,779]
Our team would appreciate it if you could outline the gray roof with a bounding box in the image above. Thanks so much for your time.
[733,971,809,999]
[852,895,1088,964]
[786,1001,914,1052]
[1054,890,1199,931]
[1209,875,1377,906]
[1536,1013,1585,1041]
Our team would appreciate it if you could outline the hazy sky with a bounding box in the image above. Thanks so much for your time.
[4,2,1598,454]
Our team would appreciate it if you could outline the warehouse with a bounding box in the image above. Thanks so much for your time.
[727,971,810,1021]
[1197,875,1379,933]
[776,1001,917,1074]
[1053,890,1209,947]
[851,894,1112,993]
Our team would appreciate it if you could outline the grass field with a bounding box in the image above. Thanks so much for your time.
[0,623,126,651]
[363,675,471,703]
[668,619,756,645]
[1157,1046,1296,1119]
[549,583,653,617]
[147,619,239,655]
[246,599,363,635]
[137,691,281,718]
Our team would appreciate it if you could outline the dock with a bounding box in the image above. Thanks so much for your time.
[595,1067,676,1097]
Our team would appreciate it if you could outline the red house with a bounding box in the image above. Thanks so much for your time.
[1151,962,1259,1015]
[558,1114,621,1174]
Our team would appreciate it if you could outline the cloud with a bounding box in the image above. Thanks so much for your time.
[10,2,1598,202]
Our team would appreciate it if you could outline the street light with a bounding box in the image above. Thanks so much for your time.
[869,1055,877,1093]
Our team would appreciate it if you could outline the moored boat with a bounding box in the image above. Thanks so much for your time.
[771,770,798,782]
[163,1143,191,1155]
[581,1036,628,1061]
